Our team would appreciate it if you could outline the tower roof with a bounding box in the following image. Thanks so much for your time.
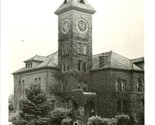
[55,0,96,15]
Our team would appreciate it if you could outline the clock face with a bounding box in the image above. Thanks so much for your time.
[77,19,88,32]
[61,19,69,33]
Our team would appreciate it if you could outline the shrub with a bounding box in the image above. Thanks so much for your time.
[102,118,117,125]
[88,116,103,125]
[115,115,130,125]
[62,117,72,125]
[49,108,71,120]
[88,116,118,125]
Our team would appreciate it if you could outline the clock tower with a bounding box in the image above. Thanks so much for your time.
[55,0,95,74]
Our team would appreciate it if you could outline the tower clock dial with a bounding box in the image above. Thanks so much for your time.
[77,19,88,32]
[61,19,70,33]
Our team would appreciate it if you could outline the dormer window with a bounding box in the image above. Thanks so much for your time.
[26,62,33,69]
[99,56,108,67]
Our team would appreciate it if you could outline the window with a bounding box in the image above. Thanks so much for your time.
[30,63,32,68]
[62,44,64,55]
[19,80,21,93]
[115,80,118,91]
[79,0,85,4]
[65,43,69,54]
[62,63,66,72]
[82,62,87,72]
[62,80,68,92]
[62,43,69,55]
[77,42,81,54]
[117,100,127,113]
[83,43,87,54]
[78,60,82,71]
[99,56,108,67]
[66,62,69,71]
[22,80,25,93]
[64,0,67,4]
[116,78,127,91]
[137,78,143,92]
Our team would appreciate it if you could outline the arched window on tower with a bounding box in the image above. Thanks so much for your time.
[64,0,67,4]
[79,0,85,4]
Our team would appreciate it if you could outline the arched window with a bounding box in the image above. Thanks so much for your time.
[64,0,67,4]
[79,0,85,4]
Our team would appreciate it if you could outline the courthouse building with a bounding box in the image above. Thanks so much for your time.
[13,0,144,125]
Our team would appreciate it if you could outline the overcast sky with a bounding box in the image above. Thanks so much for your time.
[2,0,144,94]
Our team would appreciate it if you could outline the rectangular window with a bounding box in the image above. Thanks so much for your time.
[22,80,25,93]
[65,43,69,54]
[115,80,118,91]
[78,60,82,71]
[19,80,21,94]
[83,43,87,54]
[83,62,87,72]
[62,80,68,92]
[77,42,81,54]
[67,62,69,71]
[123,100,127,113]
[62,44,64,55]
[117,100,121,113]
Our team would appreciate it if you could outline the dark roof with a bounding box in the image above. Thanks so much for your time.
[24,55,46,62]
[92,51,143,71]
[13,52,59,74]
[13,51,144,74]
[131,57,144,64]
[55,0,96,15]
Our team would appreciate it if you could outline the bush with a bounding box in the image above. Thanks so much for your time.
[50,108,71,120]
[88,116,103,125]
[87,116,117,125]
[115,115,130,125]
[62,117,72,125]
[102,118,117,125]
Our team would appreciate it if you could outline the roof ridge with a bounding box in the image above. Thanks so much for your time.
[109,51,112,68]
[45,52,58,66]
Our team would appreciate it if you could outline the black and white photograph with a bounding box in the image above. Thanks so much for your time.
[1,0,146,125]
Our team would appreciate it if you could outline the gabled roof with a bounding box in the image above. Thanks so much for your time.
[55,0,96,15]
[13,52,59,74]
[92,51,143,71]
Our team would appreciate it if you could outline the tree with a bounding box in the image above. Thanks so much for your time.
[12,83,50,125]
[49,108,71,125]
[9,94,14,113]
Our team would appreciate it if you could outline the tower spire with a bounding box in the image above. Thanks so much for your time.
[55,0,96,15]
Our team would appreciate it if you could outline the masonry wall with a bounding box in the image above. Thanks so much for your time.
[90,69,116,117]
[13,68,61,111]
[58,10,93,72]
[90,69,144,125]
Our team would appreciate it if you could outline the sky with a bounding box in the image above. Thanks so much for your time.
[2,0,144,95]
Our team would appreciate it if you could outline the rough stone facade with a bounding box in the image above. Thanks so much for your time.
[13,0,144,125]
